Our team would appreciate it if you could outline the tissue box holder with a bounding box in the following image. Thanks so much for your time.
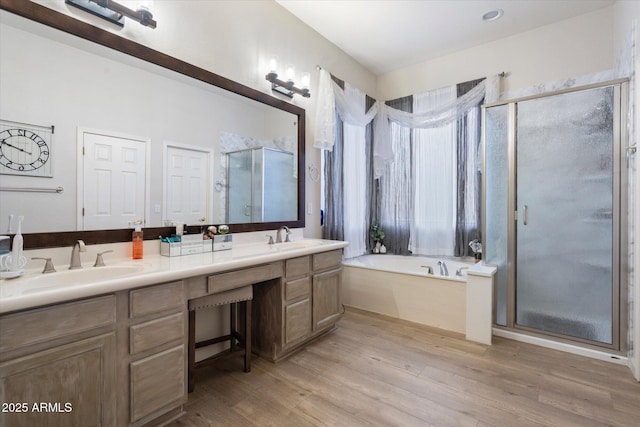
[160,234,212,257]
[213,234,232,251]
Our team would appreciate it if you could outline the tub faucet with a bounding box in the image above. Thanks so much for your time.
[69,239,86,270]
[456,266,469,277]
[276,226,291,243]
[420,265,433,275]
[438,260,449,276]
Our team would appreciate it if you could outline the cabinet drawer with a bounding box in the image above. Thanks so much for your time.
[285,277,311,302]
[130,345,185,423]
[312,250,343,272]
[285,256,310,279]
[129,281,184,319]
[208,262,282,294]
[130,312,184,355]
[0,295,116,353]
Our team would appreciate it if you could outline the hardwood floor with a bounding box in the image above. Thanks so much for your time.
[167,308,640,427]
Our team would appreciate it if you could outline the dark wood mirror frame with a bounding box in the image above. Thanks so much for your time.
[0,0,306,249]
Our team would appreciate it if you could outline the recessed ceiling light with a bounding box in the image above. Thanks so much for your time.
[482,9,504,22]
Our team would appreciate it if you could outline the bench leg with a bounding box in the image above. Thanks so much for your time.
[245,299,252,372]
[230,302,237,352]
[188,310,196,393]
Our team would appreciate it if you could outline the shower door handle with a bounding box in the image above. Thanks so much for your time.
[523,205,528,225]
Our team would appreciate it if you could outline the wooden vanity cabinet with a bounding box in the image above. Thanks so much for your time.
[253,249,343,361]
[0,247,343,426]
[125,281,187,427]
[0,295,117,427]
[283,256,312,347]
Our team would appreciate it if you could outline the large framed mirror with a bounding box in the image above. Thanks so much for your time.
[0,1,305,248]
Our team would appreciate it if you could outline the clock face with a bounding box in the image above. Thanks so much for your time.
[0,127,52,176]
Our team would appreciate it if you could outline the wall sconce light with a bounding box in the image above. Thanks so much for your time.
[66,0,157,29]
[265,58,310,98]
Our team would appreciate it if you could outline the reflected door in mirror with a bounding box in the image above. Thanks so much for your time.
[81,130,148,230]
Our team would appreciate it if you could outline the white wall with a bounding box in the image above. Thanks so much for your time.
[377,7,614,100]
[27,0,377,238]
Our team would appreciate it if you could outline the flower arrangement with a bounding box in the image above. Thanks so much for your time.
[469,239,482,262]
[204,225,217,239]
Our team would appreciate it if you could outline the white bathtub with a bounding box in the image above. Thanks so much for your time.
[341,254,475,334]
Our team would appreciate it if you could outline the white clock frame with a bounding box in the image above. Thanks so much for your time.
[0,119,54,178]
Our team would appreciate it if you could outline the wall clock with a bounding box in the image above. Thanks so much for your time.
[0,120,54,177]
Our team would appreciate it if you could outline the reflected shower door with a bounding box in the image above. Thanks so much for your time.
[227,150,253,223]
[515,86,615,345]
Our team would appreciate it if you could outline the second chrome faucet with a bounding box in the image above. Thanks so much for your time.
[276,226,291,243]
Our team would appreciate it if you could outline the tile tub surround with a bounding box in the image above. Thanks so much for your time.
[0,235,347,314]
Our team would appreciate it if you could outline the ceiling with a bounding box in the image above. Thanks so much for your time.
[276,0,615,75]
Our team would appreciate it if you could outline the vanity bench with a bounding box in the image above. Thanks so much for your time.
[0,241,346,427]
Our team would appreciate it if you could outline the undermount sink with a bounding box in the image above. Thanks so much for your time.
[230,239,327,258]
[274,239,326,250]
[24,264,146,289]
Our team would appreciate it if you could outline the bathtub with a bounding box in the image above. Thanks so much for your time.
[341,254,474,334]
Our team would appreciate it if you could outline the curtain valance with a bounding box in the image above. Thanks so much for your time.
[313,69,501,178]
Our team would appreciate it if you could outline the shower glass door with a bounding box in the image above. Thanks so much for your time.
[515,86,617,345]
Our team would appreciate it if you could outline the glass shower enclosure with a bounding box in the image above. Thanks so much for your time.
[226,147,297,223]
[483,81,627,349]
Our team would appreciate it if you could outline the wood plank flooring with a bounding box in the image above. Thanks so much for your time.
[167,308,640,427]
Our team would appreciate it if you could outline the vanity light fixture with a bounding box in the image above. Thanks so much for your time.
[66,0,157,29]
[265,58,310,98]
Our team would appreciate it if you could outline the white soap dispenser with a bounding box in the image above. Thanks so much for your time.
[9,216,24,275]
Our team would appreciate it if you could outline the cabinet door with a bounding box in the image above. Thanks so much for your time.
[130,345,185,423]
[284,298,312,346]
[0,333,116,427]
[312,268,342,331]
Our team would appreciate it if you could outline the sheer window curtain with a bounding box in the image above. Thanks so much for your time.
[365,95,378,254]
[322,112,344,242]
[321,76,370,259]
[319,69,487,258]
[379,96,413,254]
[409,86,457,256]
[455,79,483,256]
[341,84,368,259]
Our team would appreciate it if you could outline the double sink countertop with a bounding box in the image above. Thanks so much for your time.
[0,239,348,314]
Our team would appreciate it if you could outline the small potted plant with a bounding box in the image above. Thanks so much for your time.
[369,220,386,254]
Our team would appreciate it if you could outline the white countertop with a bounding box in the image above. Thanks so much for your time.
[0,239,348,314]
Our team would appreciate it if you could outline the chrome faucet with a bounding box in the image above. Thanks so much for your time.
[69,240,86,270]
[456,266,469,277]
[437,260,449,276]
[420,265,433,275]
[276,226,291,243]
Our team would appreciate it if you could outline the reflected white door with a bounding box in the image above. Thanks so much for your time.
[164,144,211,226]
[82,131,147,230]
